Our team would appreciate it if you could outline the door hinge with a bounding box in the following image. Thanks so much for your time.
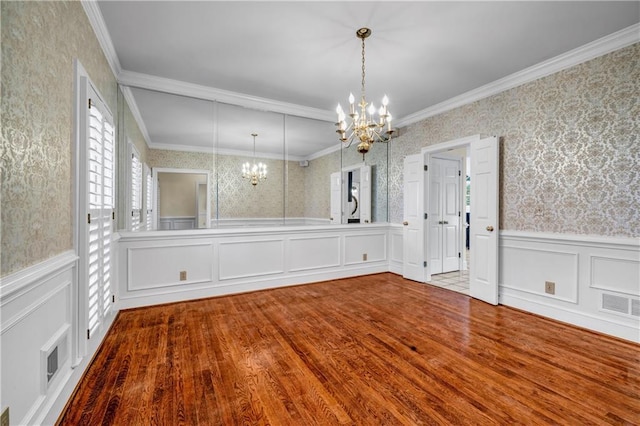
[459,170,461,176]
[88,98,92,109]
[87,329,90,339]
[112,295,115,303]
[112,211,115,220]
[87,213,91,224]
[424,165,428,171]
[424,213,428,219]
[423,261,427,267]
[458,252,461,258]
[458,211,461,217]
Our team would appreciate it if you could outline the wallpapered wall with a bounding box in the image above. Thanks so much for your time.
[1,1,117,276]
[388,43,639,238]
[148,149,308,220]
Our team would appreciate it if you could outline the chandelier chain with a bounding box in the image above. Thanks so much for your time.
[361,35,366,100]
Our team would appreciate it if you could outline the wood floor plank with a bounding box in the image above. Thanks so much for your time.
[57,273,640,425]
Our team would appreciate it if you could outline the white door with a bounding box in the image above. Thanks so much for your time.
[330,172,341,224]
[469,136,500,305]
[359,165,372,224]
[442,159,461,272]
[403,154,425,282]
[429,157,461,274]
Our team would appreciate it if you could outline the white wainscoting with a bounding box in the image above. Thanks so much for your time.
[159,216,196,230]
[389,224,404,275]
[116,224,391,309]
[0,251,76,425]
[499,231,639,343]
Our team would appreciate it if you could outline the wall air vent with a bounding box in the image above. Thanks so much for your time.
[602,293,629,315]
[40,324,70,391]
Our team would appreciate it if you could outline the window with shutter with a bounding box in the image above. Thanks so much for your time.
[144,164,153,230]
[83,85,114,341]
[130,148,142,231]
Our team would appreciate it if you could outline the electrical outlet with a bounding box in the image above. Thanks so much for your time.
[363,253,368,261]
[545,281,555,295]
[179,271,187,281]
[1,407,9,426]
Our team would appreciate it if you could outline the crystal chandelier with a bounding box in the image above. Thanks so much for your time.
[242,133,267,186]
[336,28,394,159]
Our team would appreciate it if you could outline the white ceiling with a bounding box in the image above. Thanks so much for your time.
[97,1,639,159]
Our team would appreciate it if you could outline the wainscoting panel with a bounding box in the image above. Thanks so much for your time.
[499,231,640,343]
[219,239,285,280]
[389,225,404,275]
[590,255,640,295]
[288,235,341,272]
[344,232,387,265]
[128,243,214,291]
[116,225,390,309]
[500,245,579,303]
[0,251,76,425]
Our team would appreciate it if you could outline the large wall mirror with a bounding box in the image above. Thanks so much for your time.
[116,84,388,230]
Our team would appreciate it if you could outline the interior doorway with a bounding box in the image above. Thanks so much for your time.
[407,134,499,305]
[428,149,470,295]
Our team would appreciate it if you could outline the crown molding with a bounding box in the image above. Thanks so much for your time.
[396,23,640,128]
[80,0,122,77]
[120,86,151,148]
[305,143,342,162]
[117,70,336,123]
[147,142,306,162]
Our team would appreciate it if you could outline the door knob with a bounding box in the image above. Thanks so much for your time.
[443,221,449,224]
[486,225,494,232]
[403,221,409,226]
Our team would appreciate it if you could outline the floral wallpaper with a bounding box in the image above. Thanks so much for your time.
[388,43,639,238]
[1,1,117,276]
[303,150,341,220]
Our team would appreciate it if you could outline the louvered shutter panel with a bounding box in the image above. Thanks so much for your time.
[131,153,142,231]
[86,95,114,338]
[145,166,153,230]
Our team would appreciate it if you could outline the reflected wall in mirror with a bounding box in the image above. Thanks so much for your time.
[336,139,389,223]
[155,169,210,230]
[116,84,387,229]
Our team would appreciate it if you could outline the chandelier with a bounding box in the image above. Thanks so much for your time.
[336,28,394,159]
[242,133,267,186]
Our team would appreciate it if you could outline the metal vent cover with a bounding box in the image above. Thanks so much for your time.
[602,293,629,315]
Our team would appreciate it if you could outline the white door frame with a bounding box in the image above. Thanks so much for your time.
[153,168,211,229]
[422,135,481,283]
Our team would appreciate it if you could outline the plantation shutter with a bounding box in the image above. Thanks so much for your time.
[144,165,153,230]
[130,150,142,231]
[86,91,114,339]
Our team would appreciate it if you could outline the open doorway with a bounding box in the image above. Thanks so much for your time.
[428,148,470,295]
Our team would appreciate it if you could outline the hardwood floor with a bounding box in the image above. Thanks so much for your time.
[58,273,640,425]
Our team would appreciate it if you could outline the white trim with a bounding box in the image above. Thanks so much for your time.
[120,85,151,147]
[0,251,77,304]
[396,23,640,128]
[500,230,640,250]
[80,0,122,77]
[147,142,306,162]
[306,143,342,161]
[118,70,335,123]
